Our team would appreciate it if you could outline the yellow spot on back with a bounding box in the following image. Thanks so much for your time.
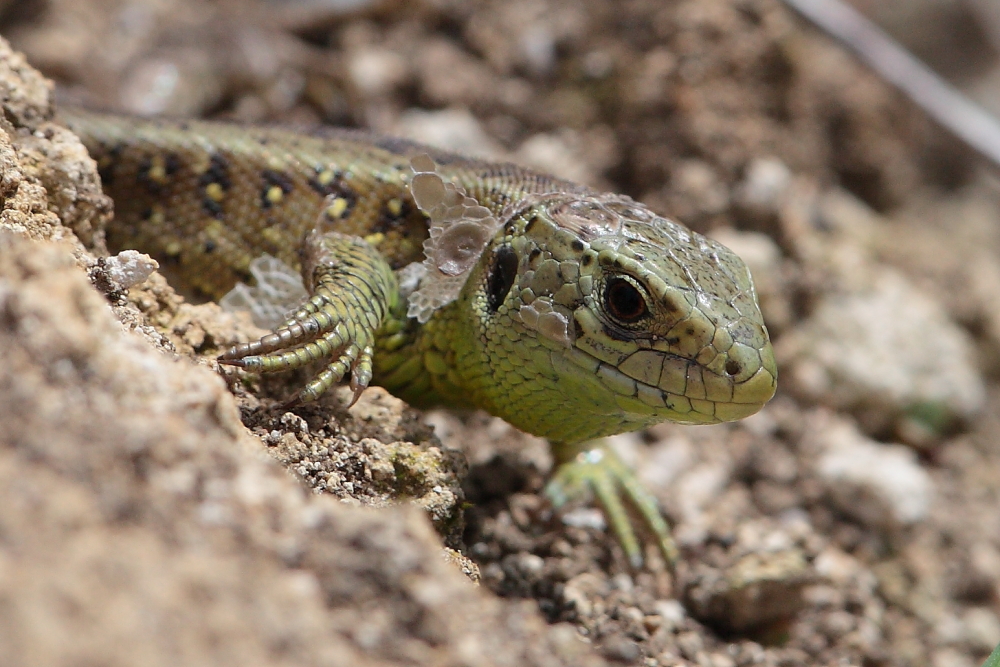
[262,227,284,247]
[316,169,335,186]
[164,240,182,256]
[148,206,165,226]
[205,220,226,239]
[364,233,385,246]
[266,185,284,205]
[148,158,167,184]
[327,197,349,219]
[387,197,403,217]
[205,182,225,202]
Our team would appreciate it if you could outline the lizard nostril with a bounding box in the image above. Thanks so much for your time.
[725,359,742,376]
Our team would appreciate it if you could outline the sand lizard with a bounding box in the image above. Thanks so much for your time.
[63,109,777,567]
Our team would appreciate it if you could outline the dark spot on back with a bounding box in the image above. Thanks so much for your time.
[204,240,217,254]
[262,169,294,193]
[524,215,538,233]
[198,153,232,191]
[95,143,124,187]
[373,197,412,234]
[202,197,224,220]
[164,153,182,178]
[571,239,585,252]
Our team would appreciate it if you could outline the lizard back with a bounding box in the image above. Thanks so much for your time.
[62,110,576,299]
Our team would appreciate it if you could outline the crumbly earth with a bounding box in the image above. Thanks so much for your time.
[2,1,1000,666]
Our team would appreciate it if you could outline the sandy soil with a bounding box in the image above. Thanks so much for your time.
[1,0,999,665]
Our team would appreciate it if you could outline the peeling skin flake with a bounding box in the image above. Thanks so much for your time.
[407,154,502,323]
[219,254,309,330]
[517,297,573,347]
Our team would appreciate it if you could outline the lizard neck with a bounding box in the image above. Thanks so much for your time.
[370,297,477,410]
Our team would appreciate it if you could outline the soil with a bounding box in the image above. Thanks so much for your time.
[1,0,999,666]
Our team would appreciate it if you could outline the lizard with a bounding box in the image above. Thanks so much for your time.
[62,109,778,568]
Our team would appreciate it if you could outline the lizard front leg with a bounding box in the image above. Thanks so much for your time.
[547,440,679,570]
[219,229,398,406]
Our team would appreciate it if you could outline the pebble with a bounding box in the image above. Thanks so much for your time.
[961,607,1000,653]
[813,417,933,527]
[735,157,792,211]
[394,107,503,159]
[348,47,408,96]
[100,250,158,292]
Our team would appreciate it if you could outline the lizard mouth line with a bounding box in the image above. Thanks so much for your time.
[585,351,774,424]
[591,351,770,402]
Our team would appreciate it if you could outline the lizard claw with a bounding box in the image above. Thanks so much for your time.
[546,442,678,570]
[221,326,376,407]
[217,232,395,406]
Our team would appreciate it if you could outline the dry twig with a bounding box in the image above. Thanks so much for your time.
[781,0,1000,170]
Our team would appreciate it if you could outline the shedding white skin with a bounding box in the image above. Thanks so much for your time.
[517,296,573,347]
[406,154,502,323]
[220,254,309,329]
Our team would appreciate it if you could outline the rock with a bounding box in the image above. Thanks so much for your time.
[348,46,409,97]
[734,157,793,212]
[961,607,1000,654]
[393,107,504,159]
[810,415,933,528]
[90,249,159,296]
[779,268,984,440]
[0,35,604,667]
[685,549,812,633]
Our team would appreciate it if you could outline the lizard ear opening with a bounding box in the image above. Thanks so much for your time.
[407,154,502,323]
[487,245,518,312]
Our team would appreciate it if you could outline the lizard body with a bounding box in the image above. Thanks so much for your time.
[63,109,777,566]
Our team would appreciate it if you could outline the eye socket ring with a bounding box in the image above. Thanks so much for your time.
[604,276,649,323]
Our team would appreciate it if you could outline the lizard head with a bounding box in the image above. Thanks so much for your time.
[404,155,775,443]
[463,191,777,443]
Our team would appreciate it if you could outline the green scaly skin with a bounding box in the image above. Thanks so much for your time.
[63,109,778,568]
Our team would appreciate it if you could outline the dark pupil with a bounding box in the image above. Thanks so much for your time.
[605,277,647,322]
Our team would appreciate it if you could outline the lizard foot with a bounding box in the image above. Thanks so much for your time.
[546,441,678,570]
[218,231,396,406]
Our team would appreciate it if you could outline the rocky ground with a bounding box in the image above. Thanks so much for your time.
[1,0,999,665]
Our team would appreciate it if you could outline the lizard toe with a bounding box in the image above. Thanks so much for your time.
[546,442,678,570]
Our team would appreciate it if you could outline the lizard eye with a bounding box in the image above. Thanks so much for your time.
[604,276,648,323]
